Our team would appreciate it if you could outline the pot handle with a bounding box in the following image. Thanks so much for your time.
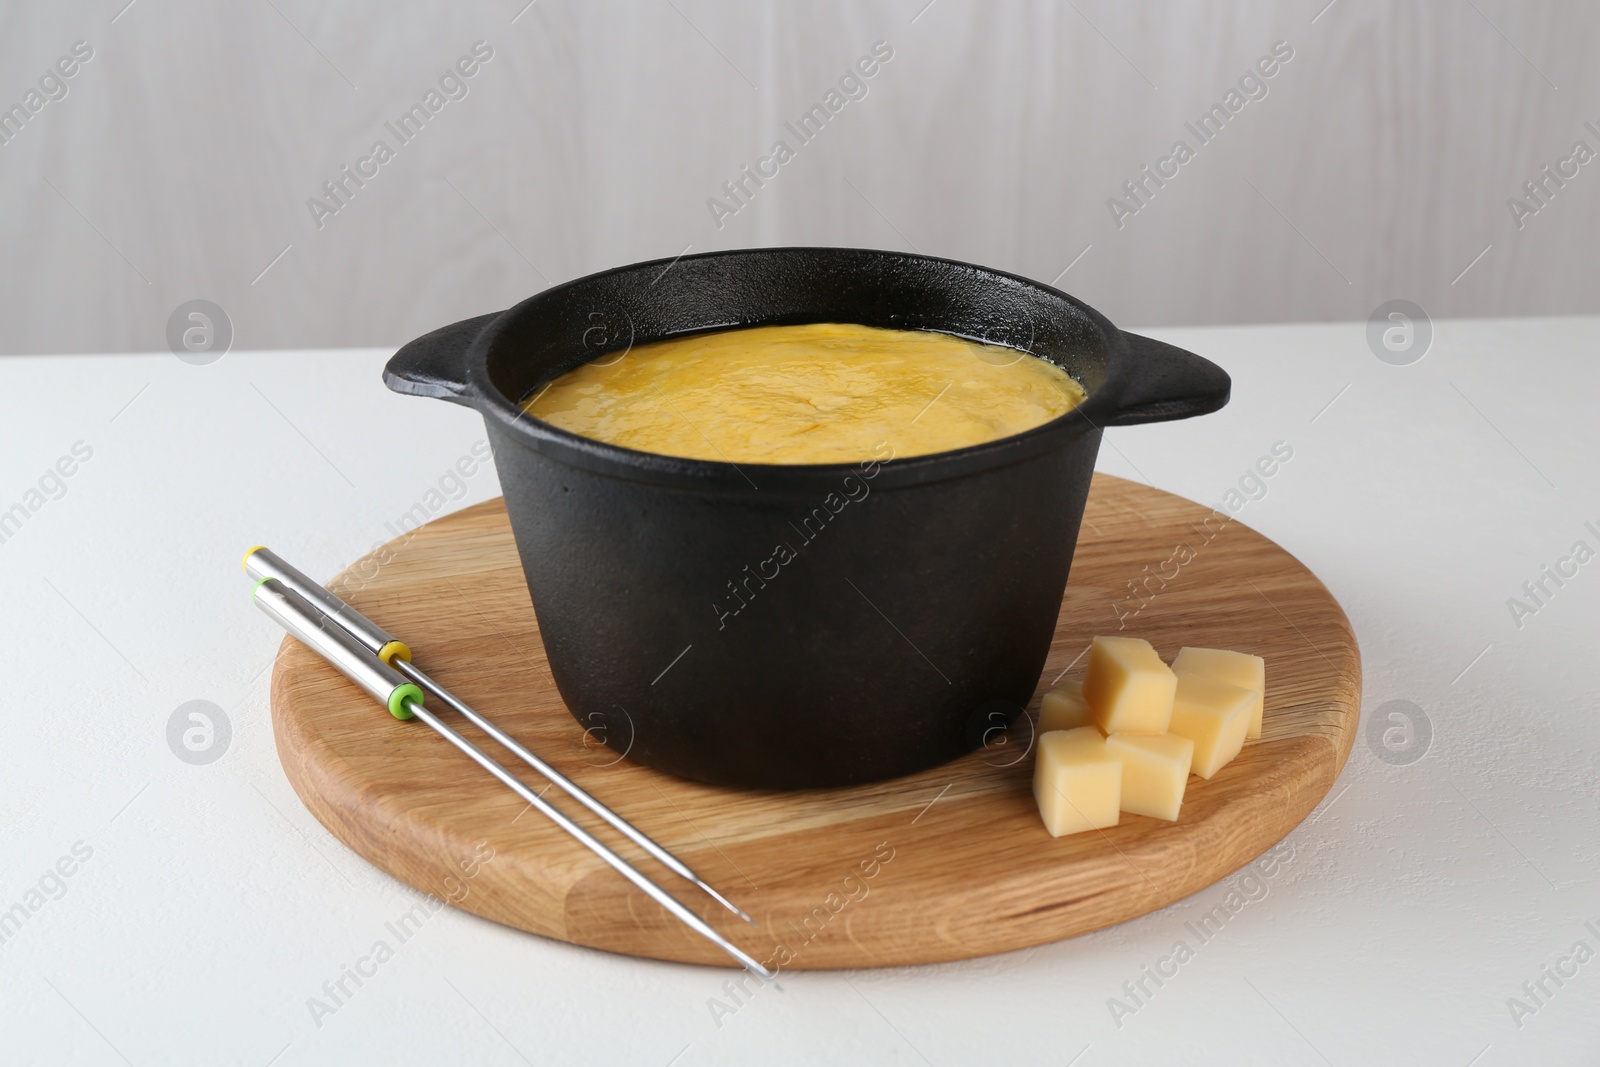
[1103,332,1231,427]
[382,311,500,406]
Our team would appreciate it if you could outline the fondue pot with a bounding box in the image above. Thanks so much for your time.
[384,247,1229,789]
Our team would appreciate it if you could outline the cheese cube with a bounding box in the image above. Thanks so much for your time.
[1166,674,1254,778]
[1105,733,1194,821]
[1173,646,1266,739]
[1033,727,1121,837]
[1038,680,1095,734]
[1083,636,1177,735]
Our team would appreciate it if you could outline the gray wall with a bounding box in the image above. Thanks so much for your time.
[1,0,1596,355]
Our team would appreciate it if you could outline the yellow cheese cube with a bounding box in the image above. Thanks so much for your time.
[1166,674,1254,778]
[1105,733,1194,821]
[1033,727,1121,837]
[1038,680,1095,733]
[1173,646,1266,740]
[1083,636,1177,736]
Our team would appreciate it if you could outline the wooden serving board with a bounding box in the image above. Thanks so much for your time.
[270,473,1359,970]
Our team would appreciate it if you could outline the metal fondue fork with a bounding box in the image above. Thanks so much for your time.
[248,560,771,980]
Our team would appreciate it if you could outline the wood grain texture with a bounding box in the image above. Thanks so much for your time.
[269,473,1359,970]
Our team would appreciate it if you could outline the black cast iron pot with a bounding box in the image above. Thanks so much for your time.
[384,247,1228,790]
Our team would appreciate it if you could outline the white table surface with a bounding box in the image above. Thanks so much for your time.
[3,316,1597,1066]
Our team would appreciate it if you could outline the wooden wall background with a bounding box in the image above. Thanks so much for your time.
[0,0,1595,355]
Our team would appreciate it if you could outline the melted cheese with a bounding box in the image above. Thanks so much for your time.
[521,322,1086,464]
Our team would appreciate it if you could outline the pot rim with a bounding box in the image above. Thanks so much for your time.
[398,246,1223,493]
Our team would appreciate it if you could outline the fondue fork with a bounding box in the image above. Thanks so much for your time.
[247,571,772,980]
[244,546,754,926]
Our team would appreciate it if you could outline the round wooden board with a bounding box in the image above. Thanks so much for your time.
[270,473,1359,970]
